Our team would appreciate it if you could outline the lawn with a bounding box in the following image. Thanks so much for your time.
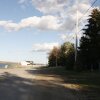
[36,66,100,100]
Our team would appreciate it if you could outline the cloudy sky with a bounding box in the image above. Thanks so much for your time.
[0,0,99,64]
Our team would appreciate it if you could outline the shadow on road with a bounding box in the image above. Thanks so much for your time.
[26,67,100,88]
[0,71,81,100]
[26,67,100,100]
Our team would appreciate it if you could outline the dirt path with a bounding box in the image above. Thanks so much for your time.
[0,67,86,100]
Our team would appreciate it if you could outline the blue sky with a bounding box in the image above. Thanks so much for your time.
[0,0,99,64]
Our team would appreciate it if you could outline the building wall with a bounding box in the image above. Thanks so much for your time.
[21,61,33,66]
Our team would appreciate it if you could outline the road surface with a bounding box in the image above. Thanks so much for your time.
[0,67,86,100]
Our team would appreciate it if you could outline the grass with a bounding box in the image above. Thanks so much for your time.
[37,66,100,99]
[35,66,100,89]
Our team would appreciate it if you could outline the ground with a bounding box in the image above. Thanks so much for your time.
[0,66,99,100]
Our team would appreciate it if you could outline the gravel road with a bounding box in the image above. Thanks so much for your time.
[0,67,86,100]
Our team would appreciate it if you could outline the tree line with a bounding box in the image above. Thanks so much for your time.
[48,8,100,71]
[48,42,75,70]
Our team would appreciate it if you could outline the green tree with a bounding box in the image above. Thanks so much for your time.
[79,8,100,70]
[48,42,75,69]
[60,42,75,69]
[48,46,60,67]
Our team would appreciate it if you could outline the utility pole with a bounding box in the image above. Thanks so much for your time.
[75,0,78,63]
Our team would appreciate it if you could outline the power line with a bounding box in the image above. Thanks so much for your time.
[66,0,98,44]
[74,0,98,64]
[73,0,98,37]
[79,0,98,22]
[69,0,98,36]
[76,0,98,40]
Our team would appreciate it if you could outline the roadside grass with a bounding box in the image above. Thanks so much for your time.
[7,63,19,68]
[36,66,100,99]
[34,66,100,89]
[0,77,5,80]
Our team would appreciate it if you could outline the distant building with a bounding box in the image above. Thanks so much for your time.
[21,61,33,66]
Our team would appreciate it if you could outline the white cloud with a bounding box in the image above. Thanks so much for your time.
[18,0,31,6]
[31,0,91,18]
[0,20,18,31]
[20,0,94,32]
[31,0,93,31]
[0,15,61,31]
[59,33,74,43]
[59,32,82,43]
[32,0,68,15]
[0,0,97,34]
[32,43,59,52]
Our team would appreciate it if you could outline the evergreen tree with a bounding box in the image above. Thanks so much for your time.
[79,8,100,70]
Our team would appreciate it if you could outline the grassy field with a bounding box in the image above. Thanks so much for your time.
[36,66,100,100]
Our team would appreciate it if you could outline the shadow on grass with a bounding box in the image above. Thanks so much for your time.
[0,72,85,100]
[27,67,100,87]
[26,67,100,100]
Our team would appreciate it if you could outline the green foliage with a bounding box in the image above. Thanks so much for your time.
[48,42,75,70]
[48,46,60,67]
[79,8,100,70]
[59,42,75,69]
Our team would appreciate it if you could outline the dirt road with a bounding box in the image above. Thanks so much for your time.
[0,67,86,100]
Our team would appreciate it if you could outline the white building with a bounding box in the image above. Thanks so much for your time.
[21,61,33,66]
